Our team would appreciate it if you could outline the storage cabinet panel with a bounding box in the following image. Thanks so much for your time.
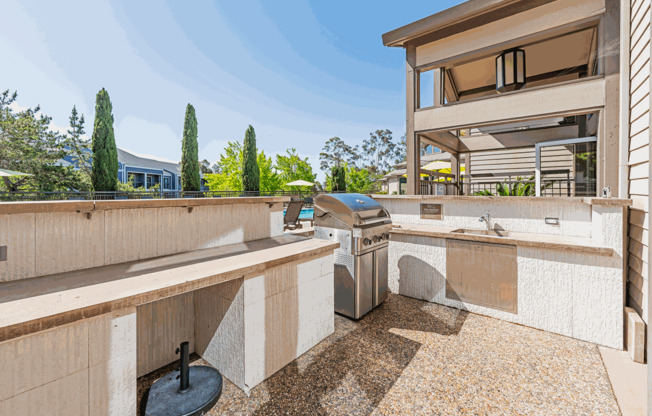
[446,239,517,313]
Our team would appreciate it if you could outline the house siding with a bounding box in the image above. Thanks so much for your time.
[469,146,576,195]
[626,0,650,323]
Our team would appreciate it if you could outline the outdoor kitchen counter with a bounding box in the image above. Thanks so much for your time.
[390,223,615,256]
[0,235,339,342]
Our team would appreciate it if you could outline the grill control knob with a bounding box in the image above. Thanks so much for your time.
[373,235,381,243]
[363,238,372,246]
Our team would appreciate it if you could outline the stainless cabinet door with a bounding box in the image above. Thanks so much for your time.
[355,251,374,319]
[374,246,389,306]
[334,252,356,318]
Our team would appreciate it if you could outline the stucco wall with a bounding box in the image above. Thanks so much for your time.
[0,199,285,283]
[377,197,594,237]
[0,308,136,415]
[379,196,626,348]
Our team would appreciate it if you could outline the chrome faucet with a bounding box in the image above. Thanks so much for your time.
[479,212,491,230]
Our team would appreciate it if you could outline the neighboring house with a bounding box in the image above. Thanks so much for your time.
[116,148,181,191]
[62,148,209,191]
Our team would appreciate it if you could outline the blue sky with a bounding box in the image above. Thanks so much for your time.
[1,0,462,181]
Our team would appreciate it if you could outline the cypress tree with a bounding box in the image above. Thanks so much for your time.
[91,88,118,191]
[242,125,260,193]
[331,165,346,192]
[181,104,200,191]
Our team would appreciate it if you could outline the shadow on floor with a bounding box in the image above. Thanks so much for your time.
[137,294,467,415]
[249,294,467,415]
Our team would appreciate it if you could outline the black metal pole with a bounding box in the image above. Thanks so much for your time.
[179,341,190,392]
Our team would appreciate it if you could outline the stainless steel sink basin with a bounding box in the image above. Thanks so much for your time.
[450,228,510,238]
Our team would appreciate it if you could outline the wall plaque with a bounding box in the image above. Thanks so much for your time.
[420,203,442,220]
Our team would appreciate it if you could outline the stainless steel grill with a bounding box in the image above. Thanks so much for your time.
[313,193,392,319]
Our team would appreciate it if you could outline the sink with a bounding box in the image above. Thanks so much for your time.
[450,228,510,238]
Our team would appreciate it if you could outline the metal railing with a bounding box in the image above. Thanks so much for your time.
[468,178,576,197]
[0,189,324,202]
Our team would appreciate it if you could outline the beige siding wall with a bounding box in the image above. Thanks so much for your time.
[627,0,651,322]
[469,146,575,195]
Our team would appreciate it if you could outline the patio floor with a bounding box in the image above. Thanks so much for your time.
[138,294,620,415]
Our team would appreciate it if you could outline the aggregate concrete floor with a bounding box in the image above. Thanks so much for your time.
[138,294,620,415]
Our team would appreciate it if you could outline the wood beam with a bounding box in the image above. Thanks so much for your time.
[458,125,580,152]
[434,68,444,108]
[414,77,605,132]
[451,153,460,195]
[420,135,459,155]
[420,130,466,154]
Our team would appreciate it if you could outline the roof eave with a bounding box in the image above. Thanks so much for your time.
[382,0,521,48]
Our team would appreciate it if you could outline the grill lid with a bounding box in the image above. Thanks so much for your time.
[314,193,390,228]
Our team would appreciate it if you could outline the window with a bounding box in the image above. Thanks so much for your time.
[163,177,170,189]
[572,142,597,197]
[418,69,435,109]
[535,136,597,197]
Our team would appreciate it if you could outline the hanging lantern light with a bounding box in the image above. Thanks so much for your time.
[496,48,526,93]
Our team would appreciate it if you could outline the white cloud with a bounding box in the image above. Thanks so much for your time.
[114,116,181,161]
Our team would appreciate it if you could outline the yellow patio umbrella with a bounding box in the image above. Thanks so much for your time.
[431,166,466,182]
[422,160,452,171]
[401,162,466,181]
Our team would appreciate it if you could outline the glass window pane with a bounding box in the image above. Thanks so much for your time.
[418,69,435,108]
[496,56,503,89]
[504,52,514,85]
[573,142,597,196]
[516,50,525,83]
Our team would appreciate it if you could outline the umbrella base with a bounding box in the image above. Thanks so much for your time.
[145,366,223,416]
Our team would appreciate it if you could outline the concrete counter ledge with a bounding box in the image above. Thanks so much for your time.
[391,223,615,256]
[370,194,632,207]
[0,195,289,215]
[0,235,338,342]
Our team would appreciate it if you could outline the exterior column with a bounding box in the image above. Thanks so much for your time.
[600,0,621,196]
[406,44,420,195]
[463,153,471,195]
[450,153,460,195]
[646,8,652,415]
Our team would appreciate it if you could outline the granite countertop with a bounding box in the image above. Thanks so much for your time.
[0,235,338,342]
[390,223,614,256]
